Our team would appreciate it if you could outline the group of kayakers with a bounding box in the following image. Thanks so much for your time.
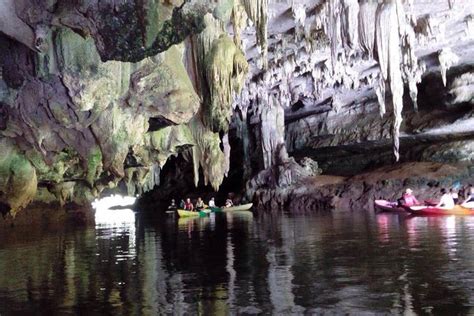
[399,184,474,209]
[167,196,235,212]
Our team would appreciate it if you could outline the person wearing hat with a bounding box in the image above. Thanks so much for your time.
[401,188,419,206]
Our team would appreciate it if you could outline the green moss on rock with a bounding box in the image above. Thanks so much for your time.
[0,140,37,217]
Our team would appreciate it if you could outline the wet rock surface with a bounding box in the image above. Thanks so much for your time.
[250,162,474,213]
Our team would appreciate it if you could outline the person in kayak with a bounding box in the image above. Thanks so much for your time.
[436,188,455,209]
[461,185,474,207]
[224,198,234,208]
[208,197,216,208]
[168,199,177,210]
[450,188,459,204]
[400,188,419,206]
[184,198,194,211]
[179,199,185,209]
[196,197,204,210]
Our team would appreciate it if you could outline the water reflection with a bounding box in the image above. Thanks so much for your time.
[0,211,474,314]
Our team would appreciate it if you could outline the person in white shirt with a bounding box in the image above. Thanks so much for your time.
[208,197,216,208]
[436,188,455,209]
[461,185,474,208]
[450,188,459,204]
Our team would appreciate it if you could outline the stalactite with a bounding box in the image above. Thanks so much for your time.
[184,12,249,190]
[448,0,456,10]
[466,15,474,37]
[195,14,226,73]
[341,0,359,51]
[241,0,269,69]
[327,0,360,70]
[375,1,404,161]
[358,1,377,59]
[328,0,343,71]
[205,35,248,133]
[193,13,248,135]
[438,48,459,87]
[231,2,247,50]
[375,75,386,117]
[292,3,306,43]
[400,0,423,111]
[188,116,228,190]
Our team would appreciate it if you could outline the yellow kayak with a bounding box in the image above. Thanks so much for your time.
[177,209,200,217]
[222,203,253,212]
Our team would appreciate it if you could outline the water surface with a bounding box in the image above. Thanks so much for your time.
[1,210,473,315]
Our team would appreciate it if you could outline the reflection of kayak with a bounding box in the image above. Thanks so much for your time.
[407,205,474,215]
[374,200,406,213]
[230,210,254,218]
[222,203,253,212]
[177,209,200,217]
[177,215,210,227]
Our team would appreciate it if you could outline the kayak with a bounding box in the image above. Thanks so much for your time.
[407,205,474,216]
[374,200,406,213]
[222,203,253,212]
[198,209,211,216]
[207,207,222,212]
[177,209,200,217]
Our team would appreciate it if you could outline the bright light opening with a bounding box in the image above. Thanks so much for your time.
[92,195,137,226]
[92,194,136,211]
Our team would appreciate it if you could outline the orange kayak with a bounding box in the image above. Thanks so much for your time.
[407,205,474,215]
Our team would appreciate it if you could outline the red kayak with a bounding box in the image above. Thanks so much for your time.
[407,205,474,216]
[374,200,406,213]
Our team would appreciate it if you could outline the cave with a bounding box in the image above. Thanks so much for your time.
[1,0,474,314]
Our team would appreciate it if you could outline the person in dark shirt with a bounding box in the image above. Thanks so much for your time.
[184,198,194,211]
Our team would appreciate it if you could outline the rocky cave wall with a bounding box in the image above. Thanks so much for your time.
[0,0,253,217]
[1,0,474,217]
[236,0,474,200]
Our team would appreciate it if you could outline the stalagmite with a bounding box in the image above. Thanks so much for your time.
[438,48,459,87]
[260,95,286,169]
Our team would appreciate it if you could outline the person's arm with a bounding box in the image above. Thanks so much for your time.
[436,195,446,207]
[413,196,420,205]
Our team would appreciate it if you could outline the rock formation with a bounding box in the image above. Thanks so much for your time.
[0,0,473,217]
